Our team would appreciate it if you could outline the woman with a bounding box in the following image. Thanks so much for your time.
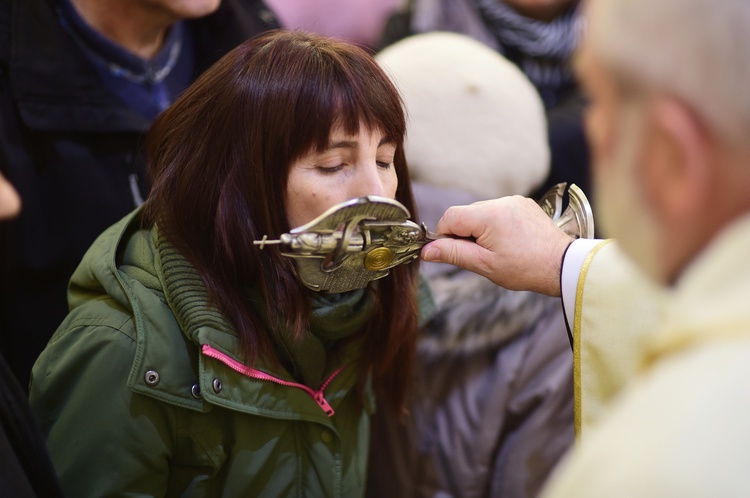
[29,30,423,498]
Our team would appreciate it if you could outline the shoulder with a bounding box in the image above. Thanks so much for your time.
[33,300,139,386]
[547,340,750,497]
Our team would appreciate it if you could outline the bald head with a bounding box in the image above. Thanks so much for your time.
[587,0,750,148]
[576,0,750,284]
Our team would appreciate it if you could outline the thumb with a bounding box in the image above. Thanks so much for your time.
[421,238,491,278]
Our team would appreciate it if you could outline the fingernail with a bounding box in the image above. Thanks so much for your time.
[422,246,439,261]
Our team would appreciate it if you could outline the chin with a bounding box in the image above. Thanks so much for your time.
[171,0,221,19]
[595,188,663,283]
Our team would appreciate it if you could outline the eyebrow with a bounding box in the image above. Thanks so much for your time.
[326,137,395,150]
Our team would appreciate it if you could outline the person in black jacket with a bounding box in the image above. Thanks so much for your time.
[0,172,64,498]
[0,0,278,390]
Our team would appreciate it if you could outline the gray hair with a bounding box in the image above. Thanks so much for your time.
[589,0,750,145]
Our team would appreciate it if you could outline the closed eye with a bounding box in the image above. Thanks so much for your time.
[318,164,345,174]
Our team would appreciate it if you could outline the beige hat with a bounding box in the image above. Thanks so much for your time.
[376,32,549,199]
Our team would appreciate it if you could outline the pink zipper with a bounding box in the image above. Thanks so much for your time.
[201,344,344,417]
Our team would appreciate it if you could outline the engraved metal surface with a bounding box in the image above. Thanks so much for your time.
[254,196,427,292]
[255,184,594,292]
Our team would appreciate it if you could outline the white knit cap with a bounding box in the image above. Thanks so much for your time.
[376,32,550,199]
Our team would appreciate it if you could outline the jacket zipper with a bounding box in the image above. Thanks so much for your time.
[201,344,343,417]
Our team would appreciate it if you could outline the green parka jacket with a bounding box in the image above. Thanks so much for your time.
[29,209,377,498]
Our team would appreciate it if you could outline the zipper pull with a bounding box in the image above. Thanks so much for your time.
[313,391,335,417]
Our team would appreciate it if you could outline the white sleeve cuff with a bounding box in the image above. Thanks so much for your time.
[561,238,605,331]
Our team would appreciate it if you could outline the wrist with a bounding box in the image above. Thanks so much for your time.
[545,233,574,297]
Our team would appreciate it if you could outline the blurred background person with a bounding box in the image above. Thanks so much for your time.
[0,0,279,390]
[263,0,402,49]
[0,172,64,498]
[379,0,591,207]
[367,32,574,498]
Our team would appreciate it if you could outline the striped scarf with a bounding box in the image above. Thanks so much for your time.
[475,0,584,107]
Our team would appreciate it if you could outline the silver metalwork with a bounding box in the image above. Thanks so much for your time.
[255,183,594,293]
[538,182,595,239]
[255,196,427,292]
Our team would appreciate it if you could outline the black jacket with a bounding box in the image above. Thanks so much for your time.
[0,351,64,497]
[0,0,279,390]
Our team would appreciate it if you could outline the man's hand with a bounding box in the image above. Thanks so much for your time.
[421,195,574,296]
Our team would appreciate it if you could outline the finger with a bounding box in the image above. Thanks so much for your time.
[421,237,494,279]
[434,204,488,239]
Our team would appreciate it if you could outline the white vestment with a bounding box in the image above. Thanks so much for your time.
[542,213,750,497]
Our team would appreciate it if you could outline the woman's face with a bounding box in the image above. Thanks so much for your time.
[285,123,399,228]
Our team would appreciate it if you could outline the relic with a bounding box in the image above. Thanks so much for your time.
[255,183,594,292]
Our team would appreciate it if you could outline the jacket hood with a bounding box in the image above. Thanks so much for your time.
[69,207,248,359]
[66,208,210,411]
[67,209,149,314]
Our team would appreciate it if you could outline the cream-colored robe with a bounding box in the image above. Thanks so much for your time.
[543,213,750,497]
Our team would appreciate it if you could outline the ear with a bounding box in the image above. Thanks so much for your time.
[640,97,712,222]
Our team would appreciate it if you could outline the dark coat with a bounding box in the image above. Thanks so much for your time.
[0,0,278,389]
[0,351,64,498]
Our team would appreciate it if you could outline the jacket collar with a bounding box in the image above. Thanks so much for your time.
[8,0,151,133]
[134,217,372,421]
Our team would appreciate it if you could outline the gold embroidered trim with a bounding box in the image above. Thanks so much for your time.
[574,239,612,439]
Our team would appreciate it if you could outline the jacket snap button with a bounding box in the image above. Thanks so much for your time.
[321,430,333,444]
[144,370,160,386]
[191,383,202,399]
[212,378,222,393]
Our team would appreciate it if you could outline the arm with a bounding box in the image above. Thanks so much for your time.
[421,195,574,296]
[565,240,665,432]
[421,197,664,433]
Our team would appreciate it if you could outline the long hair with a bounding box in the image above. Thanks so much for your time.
[144,30,419,411]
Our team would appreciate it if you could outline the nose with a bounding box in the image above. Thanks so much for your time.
[351,162,390,199]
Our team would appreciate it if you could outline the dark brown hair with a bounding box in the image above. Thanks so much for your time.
[144,30,419,411]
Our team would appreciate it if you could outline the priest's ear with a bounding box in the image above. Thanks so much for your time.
[640,97,711,223]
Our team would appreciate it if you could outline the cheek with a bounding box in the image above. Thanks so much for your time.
[585,105,614,168]
[286,184,340,228]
